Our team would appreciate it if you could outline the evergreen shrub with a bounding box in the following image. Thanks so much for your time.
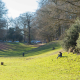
[62,19,80,51]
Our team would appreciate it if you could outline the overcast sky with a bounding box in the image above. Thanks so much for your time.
[2,0,38,18]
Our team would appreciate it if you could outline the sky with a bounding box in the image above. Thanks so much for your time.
[2,0,38,18]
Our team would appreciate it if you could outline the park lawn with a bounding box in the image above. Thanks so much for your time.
[0,41,80,80]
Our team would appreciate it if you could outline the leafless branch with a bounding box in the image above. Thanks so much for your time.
[66,1,80,8]
[56,7,80,15]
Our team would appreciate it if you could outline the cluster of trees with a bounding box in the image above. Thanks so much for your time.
[0,0,80,44]
[34,0,80,42]
[7,12,32,43]
[7,27,23,42]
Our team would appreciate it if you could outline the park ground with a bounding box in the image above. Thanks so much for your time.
[0,41,80,80]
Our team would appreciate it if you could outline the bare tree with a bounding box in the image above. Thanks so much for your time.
[19,12,32,43]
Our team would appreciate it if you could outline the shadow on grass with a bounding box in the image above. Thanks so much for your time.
[57,56,68,59]
[62,56,68,57]
[3,65,7,66]
[57,56,68,58]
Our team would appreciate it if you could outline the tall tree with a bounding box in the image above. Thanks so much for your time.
[0,0,7,40]
[19,12,32,43]
[7,27,15,41]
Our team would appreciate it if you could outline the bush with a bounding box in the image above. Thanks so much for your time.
[62,19,80,51]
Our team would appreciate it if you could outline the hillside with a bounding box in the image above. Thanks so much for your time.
[0,41,80,80]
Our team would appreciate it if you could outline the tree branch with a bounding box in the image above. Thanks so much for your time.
[52,17,75,23]
[56,7,80,15]
[66,1,80,8]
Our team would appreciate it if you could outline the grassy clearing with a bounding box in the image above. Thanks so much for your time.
[0,41,80,80]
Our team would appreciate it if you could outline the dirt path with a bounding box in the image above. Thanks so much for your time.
[30,43,45,47]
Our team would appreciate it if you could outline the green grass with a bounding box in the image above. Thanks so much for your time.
[0,41,61,57]
[0,42,36,57]
[25,41,62,57]
[0,41,80,80]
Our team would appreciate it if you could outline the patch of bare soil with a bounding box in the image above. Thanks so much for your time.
[32,43,45,47]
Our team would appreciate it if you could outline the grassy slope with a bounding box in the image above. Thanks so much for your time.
[0,42,36,57]
[0,41,61,57]
[0,41,80,80]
